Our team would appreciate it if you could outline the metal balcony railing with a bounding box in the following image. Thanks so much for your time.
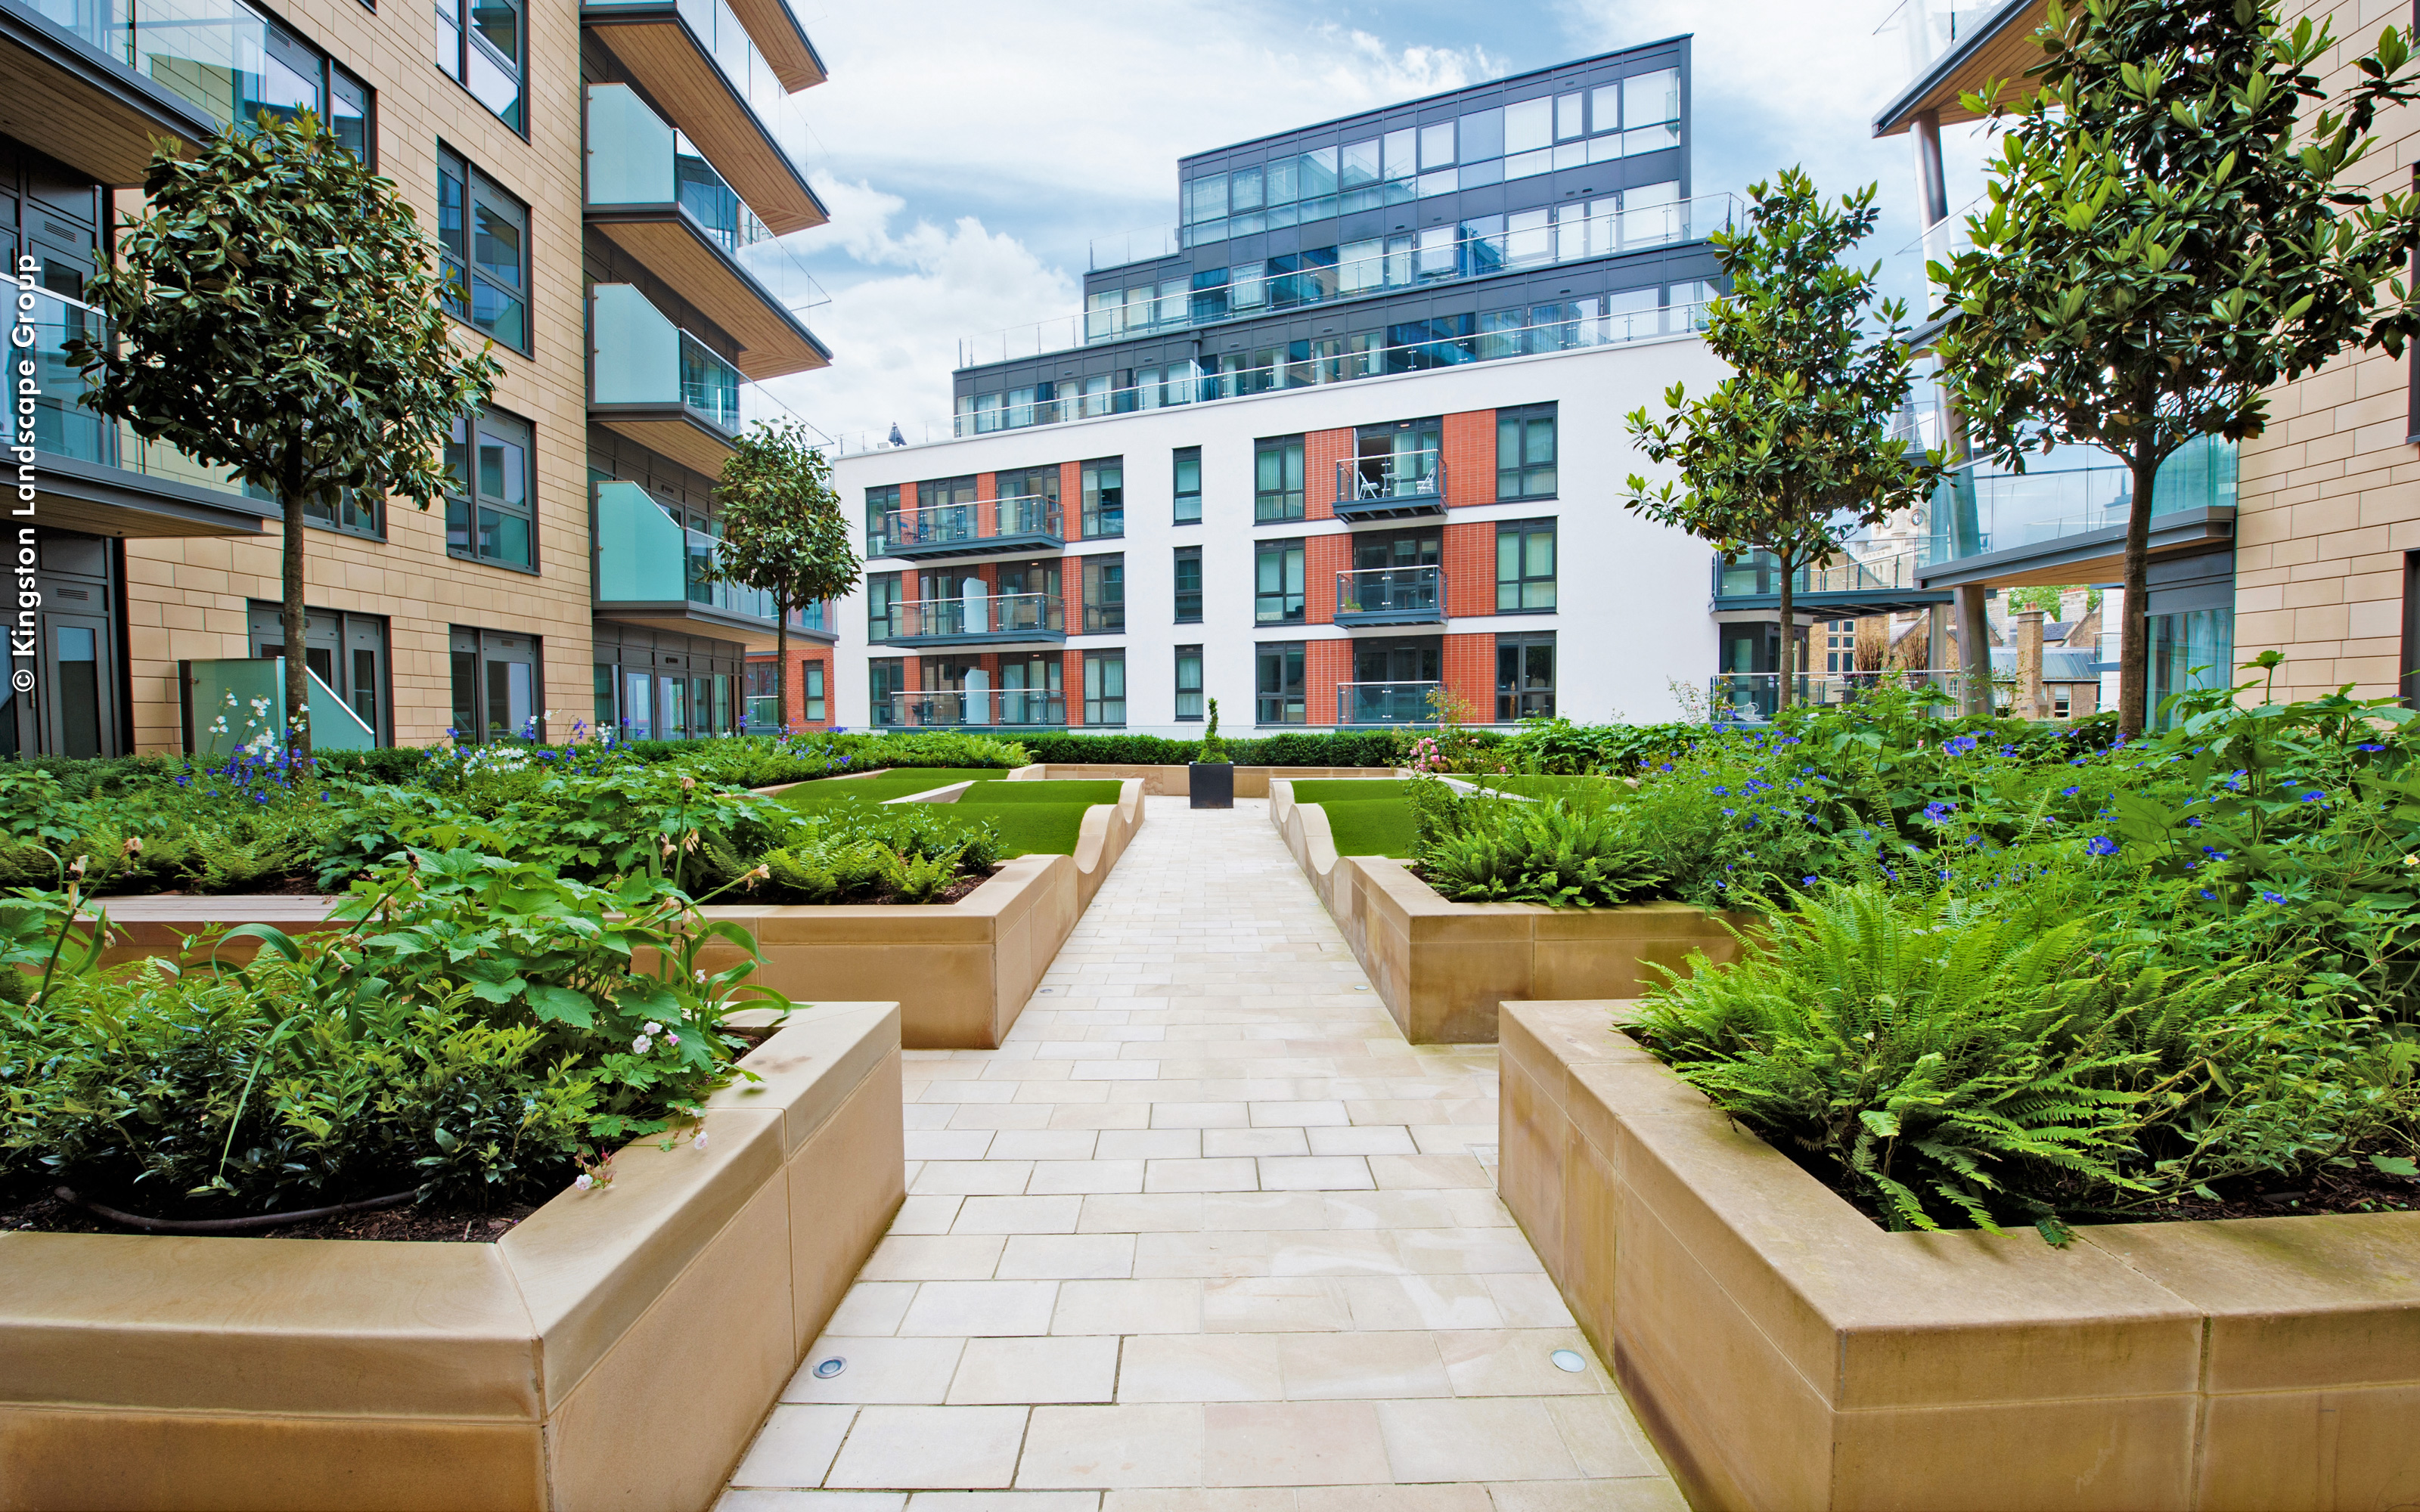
[1338,681,1445,726]
[875,689,1068,729]
[1333,454,1445,519]
[1708,672,1962,723]
[871,592,1065,645]
[870,493,1065,559]
[1335,567,1444,625]
[1713,548,1929,599]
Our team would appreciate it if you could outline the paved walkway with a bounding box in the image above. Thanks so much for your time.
[719,797,1683,1512]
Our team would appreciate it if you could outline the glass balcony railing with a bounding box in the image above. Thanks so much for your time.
[589,284,742,436]
[1336,452,1444,513]
[1922,435,2238,565]
[21,285,265,501]
[1335,567,1444,624]
[1714,547,1930,599]
[1876,0,2011,84]
[869,494,1064,559]
[1338,682,1444,726]
[876,689,1067,729]
[1711,671,1962,724]
[24,0,336,138]
[594,479,774,620]
[583,0,812,182]
[871,593,1065,644]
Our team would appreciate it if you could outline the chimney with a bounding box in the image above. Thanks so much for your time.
[2059,587,2089,625]
[2017,610,2046,720]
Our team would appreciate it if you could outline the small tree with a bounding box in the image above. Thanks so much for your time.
[1624,170,1943,713]
[1934,1,2420,736]
[72,113,498,762]
[705,420,861,733]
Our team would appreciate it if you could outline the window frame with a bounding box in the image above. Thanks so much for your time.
[1173,445,1202,524]
[1256,640,1307,725]
[448,624,543,744]
[436,0,526,134]
[1080,553,1125,633]
[1082,649,1127,727]
[304,487,385,541]
[1173,544,1203,624]
[1254,434,1306,522]
[1494,518,1556,614]
[436,144,531,355]
[1496,632,1556,722]
[444,406,537,573]
[1174,644,1204,721]
[1255,538,1305,624]
[1497,403,1558,499]
[1080,456,1125,538]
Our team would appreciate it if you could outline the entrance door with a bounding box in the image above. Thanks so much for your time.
[250,604,392,745]
[43,617,109,758]
[998,653,1062,726]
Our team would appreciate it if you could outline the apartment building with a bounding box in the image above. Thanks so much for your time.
[803,42,1738,736]
[1872,0,2419,722]
[3,0,832,757]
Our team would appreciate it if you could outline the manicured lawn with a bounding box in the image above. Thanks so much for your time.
[950,780,1126,856]
[1317,799,1417,857]
[1288,779,1410,806]
[958,780,1126,807]
[774,767,1016,808]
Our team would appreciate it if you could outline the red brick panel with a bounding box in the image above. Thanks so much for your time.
[1305,426,1351,522]
[1442,410,1495,507]
[1061,460,1083,537]
[1443,520,1496,621]
[1060,553,1084,640]
[1306,534,1349,625]
[783,650,833,730]
[1307,637,1353,727]
[1062,648,1087,724]
[1442,632,1496,724]
[975,471,995,539]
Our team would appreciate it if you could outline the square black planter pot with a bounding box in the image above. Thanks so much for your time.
[1189,762,1234,809]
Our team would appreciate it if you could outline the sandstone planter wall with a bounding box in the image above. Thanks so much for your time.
[1497,999,2420,1512]
[92,780,1146,1052]
[0,1003,908,1512]
[1007,763,1398,798]
[1269,780,1751,1043]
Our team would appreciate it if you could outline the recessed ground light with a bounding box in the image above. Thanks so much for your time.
[1550,1349,1587,1373]
[813,1357,847,1379]
[1354,985,1371,991]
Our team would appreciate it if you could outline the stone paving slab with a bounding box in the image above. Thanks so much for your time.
[721,798,1683,1511]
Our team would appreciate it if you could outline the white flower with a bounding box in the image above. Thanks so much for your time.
[643,1021,663,1035]
[574,1173,594,1191]
[666,1030,680,1047]
[693,1129,709,1151]
[631,1035,653,1055]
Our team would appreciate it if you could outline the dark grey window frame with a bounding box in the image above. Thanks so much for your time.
[437,144,531,355]
[1495,517,1556,613]
[1174,544,1203,623]
[1175,643,1204,720]
[1173,445,1202,524]
[1497,402,1558,500]
[1256,640,1306,725]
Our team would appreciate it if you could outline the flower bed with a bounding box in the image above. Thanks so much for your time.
[1497,999,2420,1511]
[0,1002,905,1512]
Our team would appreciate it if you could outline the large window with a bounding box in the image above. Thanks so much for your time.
[1823,619,1857,674]
[445,408,534,570]
[436,0,523,130]
[1173,446,1202,524]
[449,625,540,742]
[1255,538,1305,624]
[1175,645,1204,721]
[1496,519,1556,612]
[804,661,827,722]
[744,662,779,730]
[437,146,528,352]
[1174,546,1202,623]
[1083,651,1126,726]
[1257,641,1306,724]
[1255,435,1305,522]
[1497,404,1558,498]
[867,573,902,639]
[865,484,900,553]
[1080,457,1124,537]
[867,656,903,726]
[1081,554,1125,632]
[1497,634,1555,721]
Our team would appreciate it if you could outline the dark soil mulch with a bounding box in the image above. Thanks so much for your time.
[2,1185,543,1242]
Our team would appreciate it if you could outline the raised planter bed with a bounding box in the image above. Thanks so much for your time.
[92,781,1145,1052]
[1007,763,1398,798]
[1497,999,2420,1512]
[0,1002,907,1512]
[1269,779,1751,1043]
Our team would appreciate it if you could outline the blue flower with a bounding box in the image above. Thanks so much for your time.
[2261,891,2287,904]
[2303,792,2326,804]
[2200,890,2217,901]
[2358,743,2386,752]
[1923,801,1956,822]
[1944,736,1979,756]
[1801,875,1818,885]
[1721,808,1735,817]
[2186,816,2204,828]
[2062,785,2080,796]
[2086,835,2121,857]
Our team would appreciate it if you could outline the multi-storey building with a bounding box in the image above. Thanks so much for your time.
[804,41,1754,736]
[3,0,833,757]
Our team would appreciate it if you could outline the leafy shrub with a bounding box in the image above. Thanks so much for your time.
[1412,781,1665,907]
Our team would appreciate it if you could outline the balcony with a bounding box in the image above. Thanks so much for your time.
[1337,681,1444,726]
[1873,0,2048,138]
[870,494,1065,562]
[1712,547,1949,617]
[1334,567,1444,627]
[0,0,241,185]
[1711,671,1961,724]
[18,287,278,538]
[1333,454,1445,521]
[870,592,1066,649]
[1916,437,2237,590]
[584,83,830,380]
[590,284,745,476]
[873,688,1067,730]
[593,479,780,648]
[581,0,825,236]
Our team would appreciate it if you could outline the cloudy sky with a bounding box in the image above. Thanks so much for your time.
[749,0,1997,448]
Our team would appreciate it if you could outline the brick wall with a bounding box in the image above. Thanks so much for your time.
[1442,632,1497,723]
[1443,411,1496,508]
[1060,554,1084,639]
[1444,520,1496,620]
[975,470,995,539]
[1306,426,1351,522]
[1062,648,1087,723]
[1307,638,1353,727]
[746,649,834,732]
[1306,534,1349,624]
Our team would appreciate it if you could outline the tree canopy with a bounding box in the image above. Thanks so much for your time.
[705,420,861,732]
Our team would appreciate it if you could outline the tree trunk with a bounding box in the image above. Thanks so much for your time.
[2116,435,2159,739]
[1776,554,1795,714]
[280,483,310,767]
[772,590,790,734]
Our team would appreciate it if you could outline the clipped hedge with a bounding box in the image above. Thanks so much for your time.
[1016,729,1461,767]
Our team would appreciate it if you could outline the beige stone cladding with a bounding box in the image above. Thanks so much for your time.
[116,0,596,751]
[2234,0,2420,702]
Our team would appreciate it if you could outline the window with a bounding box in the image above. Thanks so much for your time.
[1173,446,1202,524]
[1497,404,1558,497]
[1497,634,1555,721]
[744,662,779,730]
[1257,641,1306,724]
[867,573,902,639]
[437,146,528,352]
[1824,618,1857,674]
[1496,519,1556,612]
[305,488,382,540]
[1175,645,1204,720]
[1081,457,1124,537]
[1254,435,1305,522]
[1081,554,1125,632]
[995,466,1060,537]
[449,625,540,742]
[865,484,900,553]
[1174,546,1202,623]
[804,661,826,722]
[1255,538,1305,624]
[247,603,389,745]
[1083,651,1125,726]
[867,656,903,726]
[436,0,523,130]
[445,408,533,570]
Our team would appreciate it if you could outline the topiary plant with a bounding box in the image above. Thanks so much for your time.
[1197,699,1230,764]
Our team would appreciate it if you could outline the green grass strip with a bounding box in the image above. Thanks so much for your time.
[1314,799,1418,858]
[1287,779,1410,807]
